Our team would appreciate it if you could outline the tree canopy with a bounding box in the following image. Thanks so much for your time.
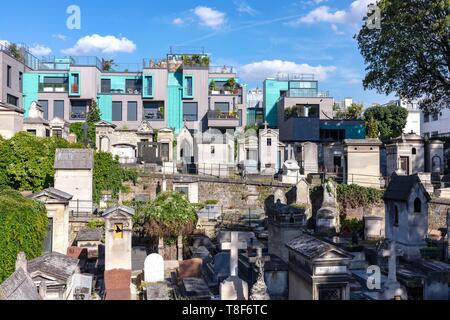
[363,104,408,141]
[335,103,364,120]
[0,189,48,282]
[133,192,198,239]
[356,0,450,112]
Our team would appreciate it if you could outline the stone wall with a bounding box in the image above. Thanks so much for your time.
[428,199,450,232]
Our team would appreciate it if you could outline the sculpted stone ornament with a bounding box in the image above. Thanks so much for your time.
[137,121,153,133]
[250,250,270,301]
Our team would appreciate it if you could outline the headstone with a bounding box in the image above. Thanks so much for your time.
[68,274,93,300]
[250,248,270,300]
[364,216,384,240]
[146,283,170,300]
[296,179,311,218]
[144,254,165,283]
[178,258,203,280]
[281,159,301,185]
[302,142,319,176]
[274,189,287,205]
[381,240,407,300]
[220,232,249,300]
[316,180,339,234]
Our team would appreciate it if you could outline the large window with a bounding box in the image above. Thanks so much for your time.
[38,100,49,120]
[41,76,68,92]
[101,79,111,93]
[432,112,439,121]
[145,76,153,96]
[125,79,142,94]
[112,101,123,121]
[289,81,318,97]
[423,114,430,123]
[7,94,18,107]
[70,101,87,120]
[185,76,193,97]
[320,129,345,141]
[143,101,164,121]
[19,72,23,92]
[214,102,230,112]
[7,65,11,88]
[54,100,65,119]
[183,102,198,121]
[127,102,138,121]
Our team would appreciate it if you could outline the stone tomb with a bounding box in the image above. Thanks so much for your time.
[144,254,165,283]
[316,180,339,234]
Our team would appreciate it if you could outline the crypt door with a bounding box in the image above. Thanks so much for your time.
[160,143,170,162]
[400,156,410,175]
[43,218,53,253]
[318,285,343,300]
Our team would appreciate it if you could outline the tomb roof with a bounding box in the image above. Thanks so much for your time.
[0,268,41,300]
[384,173,431,202]
[28,187,73,203]
[28,252,79,283]
[0,101,24,113]
[286,234,352,259]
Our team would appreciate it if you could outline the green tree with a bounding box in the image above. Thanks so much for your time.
[336,103,364,120]
[366,117,379,139]
[134,192,197,239]
[356,0,450,112]
[86,100,102,124]
[101,59,116,72]
[0,189,48,282]
[8,43,23,61]
[363,104,408,142]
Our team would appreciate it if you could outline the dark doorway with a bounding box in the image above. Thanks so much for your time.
[400,156,410,175]
[43,218,53,253]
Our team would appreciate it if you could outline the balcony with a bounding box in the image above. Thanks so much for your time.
[70,111,87,120]
[209,65,236,74]
[39,83,68,93]
[207,110,240,128]
[143,111,164,121]
[100,88,142,95]
[282,89,330,98]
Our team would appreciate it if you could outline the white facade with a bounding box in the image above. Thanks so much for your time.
[421,107,450,138]
[383,99,421,135]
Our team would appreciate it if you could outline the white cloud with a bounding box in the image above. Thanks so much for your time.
[239,60,336,82]
[29,45,52,56]
[290,0,376,27]
[331,24,345,35]
[62,34,136,55]
[53,34,67,41]
[0,40,9,47]
[173,18,184,25]
[235,1,257,15]
[192,6,226,29]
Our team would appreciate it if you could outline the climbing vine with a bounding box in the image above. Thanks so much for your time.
[336,184,384,212]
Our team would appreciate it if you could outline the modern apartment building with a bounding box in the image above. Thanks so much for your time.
[382,99,421,135]
[421,106,450,138]
[263,74,365,143]
[3,45,247,136]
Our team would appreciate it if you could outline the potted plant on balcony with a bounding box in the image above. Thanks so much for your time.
[209,81,219,95]
[224,78,237,95]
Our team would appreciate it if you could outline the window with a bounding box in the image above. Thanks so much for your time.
[185,76,193,97]
[423,114,430,123]
[7,65,11,88]
[394,206,399,227]
[143,101,164,120]
[267,138,272,146]
[174,186,189,198]
[412,148,417,155]
[53,100,65,119]
[71,73,79,94]
[7,94,18,107]
[214,102,230,112]
[53,129,63,138]
[238,110,243,126]
[431,131,439,137]
[125,79,142,94]
[70,101,87,120]
[414,198,421,213]
[38,100,49,120]
[27,129,37,136]
[114,223,124,239]
[41,76,68,92]
[127,102,137,121]
[145,76,153,96]
[19,72,23,92]
[101,79,111,93]
[211,146,215,155]
[320,129,345,141]
[183,102,198,121]
[112,101,123,121]
[45,129,51,137]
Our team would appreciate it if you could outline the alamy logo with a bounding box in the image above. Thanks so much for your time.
[366,265,381,290]
[366,4,381,30]
[66,5,81,30]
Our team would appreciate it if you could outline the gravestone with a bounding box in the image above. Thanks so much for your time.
[144,254,165,283]
[178,258,203,280]
[211,252,231,283]
[220,232,249,300]
[274,189,287,205]
[250,248,270,300]
[364,216,384,240]
[316,180,339,234]
[296,179,311,219]
[381,240,407,300]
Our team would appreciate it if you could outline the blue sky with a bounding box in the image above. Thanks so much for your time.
[0,0,395,106]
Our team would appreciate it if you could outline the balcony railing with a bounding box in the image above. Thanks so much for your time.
[209,66,236,74]
[143,112,164,121]
[38,56,102,70]
[283,89,330,98]
[39,83,68,93]
[100,88,142,95]
[208,110,238,120]
[275,73,315,81]
[70,112,87,120]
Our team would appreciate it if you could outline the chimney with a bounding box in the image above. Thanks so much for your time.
[15,252,27,273]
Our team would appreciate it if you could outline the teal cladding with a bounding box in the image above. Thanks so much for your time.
[167,72,183,132]
[264,79,288,127]
[22,73,39,117]
[97,95,113,122]
[320,123,366,139]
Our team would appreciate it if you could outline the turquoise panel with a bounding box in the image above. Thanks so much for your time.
[97,95,113,122]
[69,71,81,97]
[142,73,154,98]
[167,72,183,132]
[22,73,39,117]
[264,79,288,127]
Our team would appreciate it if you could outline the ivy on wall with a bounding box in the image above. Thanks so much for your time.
[336,184,384,212]
[0,189,48,282]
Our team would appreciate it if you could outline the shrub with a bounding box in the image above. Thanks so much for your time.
[93,152,123,204]
[337,184,384,212]
[0,189,48,282]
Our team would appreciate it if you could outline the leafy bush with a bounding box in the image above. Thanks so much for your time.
[87,219,105,229]
[205,200,219,205]
[134,192,197,239]
[0,189,48,282]
[122,168,139,185]
[70,122,96,147]
[337,184,384,212]
[93,152,123,204]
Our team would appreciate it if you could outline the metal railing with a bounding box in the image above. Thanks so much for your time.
[275,73,315,81]
[284,89,330,98]
[39,83,68,93]
[207,110,239,120]
[209,66,236,74]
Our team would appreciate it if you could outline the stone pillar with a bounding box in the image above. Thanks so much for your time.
[177,235,183,261]
[15,252,27,273]
[158,237,164,256]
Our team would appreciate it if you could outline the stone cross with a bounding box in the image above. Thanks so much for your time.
[263,122,269,130]
[381,240,407,300]
[287,144,293,160]
[221,232,247,277]
[382,240,402,283]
